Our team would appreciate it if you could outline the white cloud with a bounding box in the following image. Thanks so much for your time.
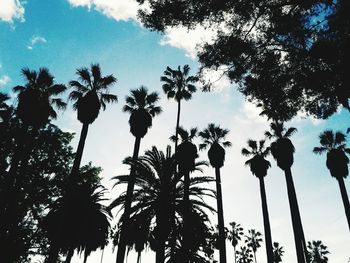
[68,0,140,21]
[27,35,47,50]
[0,75,10,87]
[0,0,24,23]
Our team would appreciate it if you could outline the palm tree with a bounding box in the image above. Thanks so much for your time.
[245,229,263,263]
[116,87,161,263]
[0,91,10,122]
[242,139,273,263]
[44,182,110,263]
[110,146,214,263]
[313,130,350,231]
[237,246,254,263]
[198,123,231,263]
[161,64,198,151]
[265,121,307,262]
[273,242,284,263]
[228,222,244,263]
[306,240,330,263]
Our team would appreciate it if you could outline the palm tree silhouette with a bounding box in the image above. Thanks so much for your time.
[69,64,117,177]
[265,121,307,262]
[110,146,213,263]
[161,64,198,151]
[116,86,161,263]
[313,130,350,231]
[44,182,110,263]
[237,246,254,263]
[198,123,231,263]
[245,229,263,263]
[242,139,274,263]
[272,242,284,263]
[306,240,330,263]
[228,222,244,263]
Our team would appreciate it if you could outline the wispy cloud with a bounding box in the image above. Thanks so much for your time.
[0,0,24,23]
[0,75,11,87]
[27,35,47,50]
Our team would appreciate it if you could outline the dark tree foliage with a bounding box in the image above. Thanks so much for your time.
[136,0,348,121]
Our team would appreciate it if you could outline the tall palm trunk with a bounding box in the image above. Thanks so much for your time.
[234,246,237,263]
[174,100,181,152]
[215,167,227,263]
[137,252,141,263]
[337,177,350,231]
[71,123,89,177]
[83,252,88,263]
[65,248,74,263]
[258,177,274,263]
[253,251,257,263]
[284,168,307,263]
[116,136,142,263]
[183,170,191,263]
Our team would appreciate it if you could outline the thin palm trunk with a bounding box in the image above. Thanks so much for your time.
[174,100,181,152]
[100,248,105,263]
[259,177,274,263]
[234,246,237,263]
[284,168,307,263]
[215,167,227,263]
[253,251,257,263]
[137,252,141,263]
[183,170,190,263]
[71,123,89,177]
[65,248,74,263]
[116,136,142,263]
[83,252,88,263]
[337,177,350,231]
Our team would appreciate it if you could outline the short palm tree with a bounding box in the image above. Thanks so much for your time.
[228,222,244,263]
[242,139,273,263]
[237,246,254,263]
[265,121,307,263]
[116,87,161,263]
[69,64,117,176]
[110,146,214,263]
[44,183,110,263]
[306,240,329,263]
[161,64,198,151]
[245,229,263,263]
[0,91,10,122]
[273,242,284,263]
[313,130,350,231]
[199,123,231,263]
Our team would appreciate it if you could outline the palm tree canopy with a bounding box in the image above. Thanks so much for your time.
[306,240,330,263]
[123,86,161,138]
[69,64,117,124]
[237,246,254,263]
[242,139,271,178]
[313,130,350,179]
[272,242,284,263]
[228,221,244,248]
[199,123,232,168]
[13,67,67,127]
[265,121,297,170]
[174,127,199,173]
[161,64,198,102]
[245,229,263,253]
[109,146,215,256]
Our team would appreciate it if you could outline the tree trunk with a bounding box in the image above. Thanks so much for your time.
[337,177,350,231]
[116,136,142,263]
[254,251,257,263]
[137,252,141,263]
[47,242,60,263]
[215,167,227,263]
[71,123,89,177]
[183,170,191,263]
[259,177,274,263]
[234,246,237,263]
[284,168,307,263]
[83,252,88,263]
[100,248,105,263]
[174,100,181,152]
[65,248,74,263]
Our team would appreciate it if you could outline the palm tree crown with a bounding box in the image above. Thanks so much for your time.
[272,242,284,263]
[242,139,271,178]
[199,123,232,168]
[313,130,350,178]
[306,240,330,263]
[161,64,198,102]
[69,64,117,124]
[13,67,67,127]
[123,86,161,138]
[265,121,297,170]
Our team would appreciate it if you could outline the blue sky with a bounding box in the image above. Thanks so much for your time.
[1,0,350,262]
